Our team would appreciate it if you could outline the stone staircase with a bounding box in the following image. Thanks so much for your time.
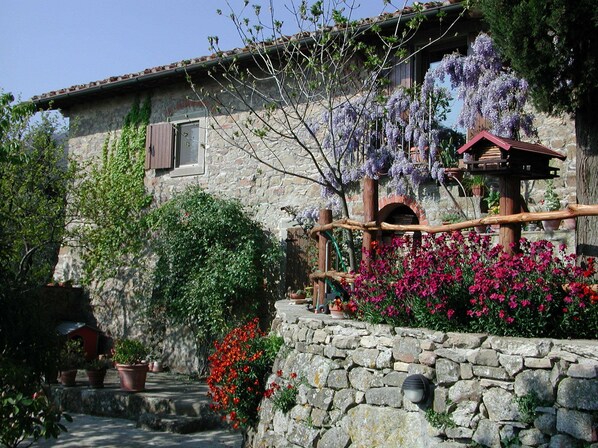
[50,369,228,435]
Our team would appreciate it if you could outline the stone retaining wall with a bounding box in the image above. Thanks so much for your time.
[250,301,598,448]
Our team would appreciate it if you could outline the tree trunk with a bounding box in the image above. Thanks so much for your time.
[575,104,598,269]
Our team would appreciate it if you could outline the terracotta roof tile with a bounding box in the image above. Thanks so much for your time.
[32,1,460,105]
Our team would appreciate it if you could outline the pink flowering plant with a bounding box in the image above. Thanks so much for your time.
[353,232,597,338]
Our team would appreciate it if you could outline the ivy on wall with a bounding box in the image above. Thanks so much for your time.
[74,97,152,284]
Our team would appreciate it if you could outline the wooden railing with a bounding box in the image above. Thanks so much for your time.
[309,204,598,285]
[310,204,598,237]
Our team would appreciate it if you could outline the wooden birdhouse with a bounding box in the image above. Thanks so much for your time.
[457,131,566,253]
[457,131,565,179]
[57,321,101,360]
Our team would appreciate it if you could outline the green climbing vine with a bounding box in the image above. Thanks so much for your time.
[74,97,152,284]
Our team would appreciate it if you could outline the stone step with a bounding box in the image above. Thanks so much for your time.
[49,369,226,435]
[138,412,222,434]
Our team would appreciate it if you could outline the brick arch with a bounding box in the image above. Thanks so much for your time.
[378,195,428,225]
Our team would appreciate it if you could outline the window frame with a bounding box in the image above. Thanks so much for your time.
[145,109,209,176]
[169,110,208,178]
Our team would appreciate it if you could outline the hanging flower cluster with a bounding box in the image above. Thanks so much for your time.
[317,33,535,197]
[352,233,597,338]
[425,32,536,139]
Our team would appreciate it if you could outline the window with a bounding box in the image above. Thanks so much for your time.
[145,111,207,176]
[175,121,201,168]
[417,38,468,132]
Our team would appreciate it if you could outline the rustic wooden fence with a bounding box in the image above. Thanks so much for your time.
[307,204,598,304]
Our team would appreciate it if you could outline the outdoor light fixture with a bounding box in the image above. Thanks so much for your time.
[401,374,430,404]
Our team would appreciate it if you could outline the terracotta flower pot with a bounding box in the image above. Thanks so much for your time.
[471,185,486,197]
[563,218,576,230]
[410,147,425,164]
[474,225,487,234]
[151,361,163,373]
[59,370,77,387]
[116,363,149,392]
[86,368,107,388]
[444,167,464,182]
[290,293,306,301]
[329,307,345,319]
[542,219,561,232]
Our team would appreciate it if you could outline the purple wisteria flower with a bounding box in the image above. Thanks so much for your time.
[316,33,535,200]
[427,33,536,139]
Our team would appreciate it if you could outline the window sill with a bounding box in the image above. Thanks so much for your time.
[170,165,205,178]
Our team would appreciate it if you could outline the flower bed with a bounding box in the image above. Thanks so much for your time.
[352,232,597,338]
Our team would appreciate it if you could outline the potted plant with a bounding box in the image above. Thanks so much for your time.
[484,188,500,232]
[465,175,487,197]
[148,352,164,373]
[85,356,111,388]
[58,339,85,387]
[328,296,346,319]
[289,289,307,302]
[541,180,562,231]
[112,338,149,392]
[440,210,463,226]
[439,128,466,182]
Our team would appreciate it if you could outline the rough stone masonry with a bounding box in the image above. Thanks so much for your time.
[248,300,598,448]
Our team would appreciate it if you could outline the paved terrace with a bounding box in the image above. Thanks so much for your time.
[35,369,243,447]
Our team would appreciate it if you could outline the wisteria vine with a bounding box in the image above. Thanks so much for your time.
[316,32,535,202]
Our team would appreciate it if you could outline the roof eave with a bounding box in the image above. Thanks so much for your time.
[32,2,465,110]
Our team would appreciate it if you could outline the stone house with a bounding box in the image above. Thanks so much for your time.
[33,1,577,371]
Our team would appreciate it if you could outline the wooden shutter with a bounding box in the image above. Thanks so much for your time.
[145,122,174,169]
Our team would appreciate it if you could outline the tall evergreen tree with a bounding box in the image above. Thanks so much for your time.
[478,0,598,263]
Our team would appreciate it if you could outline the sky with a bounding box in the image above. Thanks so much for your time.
[0,1,404,103]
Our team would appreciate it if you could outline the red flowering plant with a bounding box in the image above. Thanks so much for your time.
[352,232,598,338]
[354,232,490,330]
[264,370,302,414]
[351,239,414,326]
[207,319,282,429]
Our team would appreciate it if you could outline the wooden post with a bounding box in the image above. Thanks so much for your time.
[362,176,379,270]
[316,209,332,310]
[499,176,521,253]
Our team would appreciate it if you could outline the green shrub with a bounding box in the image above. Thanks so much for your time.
[58,339,85,371]
[112,339,149,365]
[0,355,70,447]
[0,94,72,380]
[149,186,282,341]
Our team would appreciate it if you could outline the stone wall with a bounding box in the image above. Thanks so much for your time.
[250,300,598,448]
[55,85,324,369]
[54,73,578,373]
